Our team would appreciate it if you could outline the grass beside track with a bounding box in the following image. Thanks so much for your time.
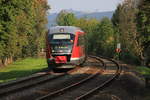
[0,58,47,83]
[136,66,150,75]
[136,66,150,100]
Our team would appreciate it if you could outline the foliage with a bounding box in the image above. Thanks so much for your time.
[56,10,77,26]
[137,0,150,66]
[94,17,115,57]
[55,0,150,66]
[136,66,150,75]
[112,0,150,65]
[75,18,99,54]
[0,0,49,66]
[55,0,149,66]
[56,12,116,57]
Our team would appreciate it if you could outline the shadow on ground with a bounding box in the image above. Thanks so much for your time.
[0,67,146,100]
[0,69,46,83]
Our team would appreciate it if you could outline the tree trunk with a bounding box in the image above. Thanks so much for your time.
[2,58,8,66]
[140,53,147,66]
[9,56,13,64]
[141,59,146,66]
[0,59,3,67]
[1,57,13,66]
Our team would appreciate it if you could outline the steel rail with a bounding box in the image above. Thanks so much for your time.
[0,73,48,89]
[88,55,106,69]
[0,68,51,89]
[0,73,66,97]
[36,56,105,100]
[75,56,122,100]
[36,71,100,100]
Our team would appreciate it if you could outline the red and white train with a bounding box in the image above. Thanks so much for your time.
[46,26,86,69]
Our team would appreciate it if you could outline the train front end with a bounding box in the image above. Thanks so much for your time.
[46,26,85,69]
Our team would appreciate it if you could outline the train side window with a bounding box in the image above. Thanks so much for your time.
[77,35,85,46]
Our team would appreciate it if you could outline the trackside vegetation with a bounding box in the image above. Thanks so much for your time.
[136,67,150,75]
[0,58,47,83]
[0,0,149,84]
[56,0,150,67]
[0,0,49,66]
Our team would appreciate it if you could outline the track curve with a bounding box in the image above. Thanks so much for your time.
[0,55,122,100]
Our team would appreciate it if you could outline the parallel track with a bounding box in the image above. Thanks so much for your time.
[36,56,114,100]
[75,55,122,100]
[0,55,122,100]
[36,71,101,100]
[0,72,66,97]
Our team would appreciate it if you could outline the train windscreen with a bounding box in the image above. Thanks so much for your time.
[48,33,75,54]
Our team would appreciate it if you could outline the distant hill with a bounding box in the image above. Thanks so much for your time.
[47,10,114,27]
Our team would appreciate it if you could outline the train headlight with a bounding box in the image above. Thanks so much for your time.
[68,50,71,53]
[59,50,63,53]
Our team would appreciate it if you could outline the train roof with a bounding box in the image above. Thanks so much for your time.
[49,26,83,34]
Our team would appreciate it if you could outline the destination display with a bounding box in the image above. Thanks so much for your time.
[53,34,71,39]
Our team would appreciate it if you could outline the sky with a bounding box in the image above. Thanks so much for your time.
[48,0,123,13]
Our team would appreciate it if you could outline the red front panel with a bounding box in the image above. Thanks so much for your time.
[55,56,67,63]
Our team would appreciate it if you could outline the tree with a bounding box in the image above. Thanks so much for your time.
[23,0,49,57]
[75,17,115,57]
[112,0,150,65]
[137,0,150,66]
[94,17,115,57]
[56,10,77,26]
[0,0,49,66]
[75,18,100,54]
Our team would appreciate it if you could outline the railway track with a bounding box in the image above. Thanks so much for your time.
[0,56,122,100]
[0,67,101,100]
[36,70,102,100]
[35,56,121,100]
[0,71,66,98]
[76,56,122,100]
